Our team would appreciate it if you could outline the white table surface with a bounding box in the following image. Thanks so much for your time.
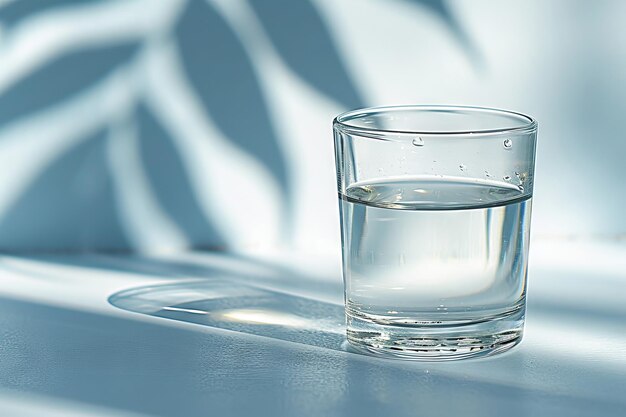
[0,239,624,417]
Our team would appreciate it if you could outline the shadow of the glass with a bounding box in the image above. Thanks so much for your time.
[109,279,349,352]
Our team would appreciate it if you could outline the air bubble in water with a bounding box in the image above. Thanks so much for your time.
[518,185,525,192]
[412,137,424,147]
[459,164,466,171]
[503,175,511,181]
[484,170,492,178]
[503,139,512,149]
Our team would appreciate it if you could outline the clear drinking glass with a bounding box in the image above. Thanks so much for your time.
[333,105,538,360]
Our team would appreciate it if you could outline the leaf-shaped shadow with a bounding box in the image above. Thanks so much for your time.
[0,129,130,251]
[0,44,138,128]
[249,0,363,109]
[406,0,483,69]
[175,1,289,197]
[136,103,226,250]
[0,0,99,28]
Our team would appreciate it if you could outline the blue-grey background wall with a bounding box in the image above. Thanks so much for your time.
[0,0,624,254]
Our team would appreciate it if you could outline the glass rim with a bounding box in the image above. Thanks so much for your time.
[333,105,537,137]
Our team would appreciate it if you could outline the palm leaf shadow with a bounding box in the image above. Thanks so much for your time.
[0,44,138,128]
[136,103,226,250]
[0,0,100,28]
[249,0,364,109]
[0,129,130,251]
[175,1,290,200]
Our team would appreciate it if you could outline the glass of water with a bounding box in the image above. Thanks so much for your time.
[333,105,537,360]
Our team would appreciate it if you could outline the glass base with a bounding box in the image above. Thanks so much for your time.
[346,309,524,361]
